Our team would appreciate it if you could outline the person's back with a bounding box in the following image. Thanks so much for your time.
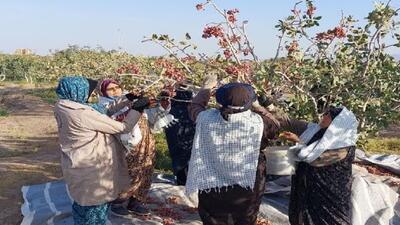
[186,80,280,225]
[55,99,122,167]
[54,76,150,225]
[55,97,136,206]
[187,108,263,191]
[165,89,196,185]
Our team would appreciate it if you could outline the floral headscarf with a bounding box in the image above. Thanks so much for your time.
[56,76,106,114]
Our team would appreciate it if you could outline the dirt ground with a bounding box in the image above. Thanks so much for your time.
[0,83,62,225]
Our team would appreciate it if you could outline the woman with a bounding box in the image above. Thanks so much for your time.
[98,79,142,151]
[279,106,358,225]
[98,79,173,216]
[186,77,280,225]
[54,76,149,225]
[164,84,196,185]
[98,78,130,120]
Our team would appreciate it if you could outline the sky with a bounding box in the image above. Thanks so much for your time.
[0,0,399,59]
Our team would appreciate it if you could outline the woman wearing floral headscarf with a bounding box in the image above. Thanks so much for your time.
[54,76,150,225]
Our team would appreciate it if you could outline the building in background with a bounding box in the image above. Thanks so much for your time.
[14,48,33,55]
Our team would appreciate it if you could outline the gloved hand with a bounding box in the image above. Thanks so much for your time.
[202,74,218,90]
[257,94,272,107]
[125,92,143,101]
[131,96,151,113]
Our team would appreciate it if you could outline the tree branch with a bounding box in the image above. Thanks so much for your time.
[142,38,193,75]
[275,71,319,117]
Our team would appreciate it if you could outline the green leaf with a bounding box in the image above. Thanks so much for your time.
[287,16,295,20]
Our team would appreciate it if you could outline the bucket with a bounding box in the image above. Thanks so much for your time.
[264,146,296,175]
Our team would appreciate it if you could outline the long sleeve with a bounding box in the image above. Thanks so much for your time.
[81,109,141,134]
[252,106,281,141]
[106,96,132,116]
[278,114,309,136]
[188,88,212,122]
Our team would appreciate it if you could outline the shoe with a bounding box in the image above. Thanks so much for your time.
[127,198,151,216]
[111,197,127,204]
[175,168,188,186]
[110,204,131,218]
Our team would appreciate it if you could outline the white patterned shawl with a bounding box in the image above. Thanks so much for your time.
[293,107,359,163]
[185,109,264,195]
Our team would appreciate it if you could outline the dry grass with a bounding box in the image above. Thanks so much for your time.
[0,162,61,224]
[27,87,57,104]
[364,138,400,155]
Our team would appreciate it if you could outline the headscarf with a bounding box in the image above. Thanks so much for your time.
[306,107,343,145]
[215,83,256,120]
[328,106,343,120]
[56,76,106,114]
[87,79,98,97]
[169,83,193,106]
[294,106,358,163]
[100,79,120,97]
[173,90,193,102]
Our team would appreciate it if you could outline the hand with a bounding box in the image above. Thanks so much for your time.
[132,96,151,113]
[202,74,218,90]
[252,100,262,109]
[257,94,272,107]
[160,99,170,110]
[279,131,300,143]
[125,92,141,101]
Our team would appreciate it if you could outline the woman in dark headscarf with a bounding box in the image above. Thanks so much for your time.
[187,77,280,225]
[164,84,196,185]
[279,106,359,225]
[54,76,149,225]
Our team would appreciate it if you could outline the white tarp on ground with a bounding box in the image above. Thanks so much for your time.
[351,166,400,225]
[20,174,293,225]
[20,152,400,225]
[20,172,399,225]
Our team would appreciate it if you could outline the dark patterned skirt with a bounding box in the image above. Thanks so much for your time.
[289,147,355,225]
[197,153,267,225]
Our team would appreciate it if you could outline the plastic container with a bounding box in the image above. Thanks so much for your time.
[263,146,296,175]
